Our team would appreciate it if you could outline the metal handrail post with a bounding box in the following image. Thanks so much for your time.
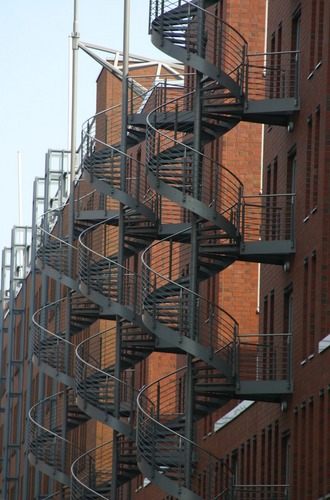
[244,55,249,108]
[291,194,295,248]
[294,51,299,105]
[235,326,239,387]
[287,334,292,390]
[240,190,245,246]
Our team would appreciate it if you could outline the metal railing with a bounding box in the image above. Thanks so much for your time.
[37,226,78,279]
[32,298,76,382]
[142,228,238,373]
[30,3,297,498]
[71,439,112,500]
[233,483,290,499]
[137,366,233,498]
[75,326,139,433]
[71,436,137,499]
[145,89,243,230]
[149,0,247,97]
[78,214,142,317]
[245,50,300,104]
[237,334,292,388]
[241,193,295,245]
[28,391,84,485]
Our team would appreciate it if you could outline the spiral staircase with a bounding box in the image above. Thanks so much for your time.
[27,0,299,498]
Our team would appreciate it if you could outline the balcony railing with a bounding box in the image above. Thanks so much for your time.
[241,193,295,246]
[234,483,290,499]
[237,333,292,389]
[245,50,299,105]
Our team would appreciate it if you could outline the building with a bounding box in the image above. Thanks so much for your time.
[216,1,330,498]
[0,0,328,499]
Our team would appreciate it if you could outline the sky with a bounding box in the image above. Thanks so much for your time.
[0,1,166,255]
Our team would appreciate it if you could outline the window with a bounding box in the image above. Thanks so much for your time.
[318,390,325,496]
[276,24,283,98]
[302,258,309,360]
[308,1,324,74]
[309,0,317,74]
[263,295,268,348]
[312,106,320,210]
[310,251,316,355]
[284,287,293,379]
[265,158,279,240]
[231,450,238,485]
[300,403,307,497]
[261,430,266,484]
[317,1,324,65]
[305,115,312,218]
[286,149,296,240]
[308,398,314,494]
[291,7,301,94]
[267,425,272,485]
[292,7,301,51]
[281,430,291,498]
[252,436,257,484]
[274,421,279,485]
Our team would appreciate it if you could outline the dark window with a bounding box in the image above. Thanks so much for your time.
[310,251,316,354]
[309,0,317,73]
[318,391,325,496]
[281,430,291,497]
[317,1,324,64]
[302,258,309,360]
[286,150,296,240]
[291,7,301,94]
[305,115,312,216]
[312,106,320,209]
[308,398,314,495]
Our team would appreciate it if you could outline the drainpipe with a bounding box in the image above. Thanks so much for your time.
[257,0,269,315]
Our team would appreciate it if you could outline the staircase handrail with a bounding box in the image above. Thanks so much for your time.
[142,226,238,325]
[137,364,234,496]
[71,445,109,500]
[28,391,85,481]
[75,329,140,399]
[149,0,247,94]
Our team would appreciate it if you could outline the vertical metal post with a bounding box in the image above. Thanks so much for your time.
[294,51,299,105]
[69,0,79,258]
[244,56,249,108]
[184,0,205,489]
[62,2,80,495]
[112,2,130,498]
[235,326,240,388]
[23,179,44,499]
[2,227,30,500]
[290,194,295,248]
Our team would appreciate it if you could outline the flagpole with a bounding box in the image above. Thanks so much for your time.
[17,151,22,226]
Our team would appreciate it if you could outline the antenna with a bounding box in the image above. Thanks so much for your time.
[17,151,23,225]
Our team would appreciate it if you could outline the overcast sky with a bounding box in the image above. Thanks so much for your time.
[0,1,165,254]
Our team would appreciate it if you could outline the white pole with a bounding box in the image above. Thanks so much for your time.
[68,35,73,150]
[257,0,269,314]
[17,151,23,225]
[121,0,130,161]
[70,0,79,183]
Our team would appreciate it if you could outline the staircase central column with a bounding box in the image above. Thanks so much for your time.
[111,2,130,498]
[185,0,205,489]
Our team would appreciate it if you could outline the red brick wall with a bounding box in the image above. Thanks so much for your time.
[212,1,330,498]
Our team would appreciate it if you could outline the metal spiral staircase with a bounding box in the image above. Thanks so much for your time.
[27,1,299,498]
[29,207,100,494]
[135,0,297,498]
